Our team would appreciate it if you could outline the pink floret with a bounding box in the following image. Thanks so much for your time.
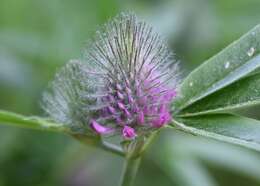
[90,120,115,135]
[152,111,172,128]
[122,126,137,140]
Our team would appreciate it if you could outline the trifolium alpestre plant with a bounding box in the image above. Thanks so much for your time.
[42,12,180,142]
[1,10,260,186]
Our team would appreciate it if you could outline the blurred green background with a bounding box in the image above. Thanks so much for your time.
[1,0,260,185]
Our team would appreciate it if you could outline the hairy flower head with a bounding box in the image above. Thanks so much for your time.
[42,12,180,140]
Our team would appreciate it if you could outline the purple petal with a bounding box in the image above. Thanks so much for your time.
[116,83,123,90]
[118,102,126,110]
[107,95,115,102]
[116,117,124,126]
[117,91,124,100]
[108,106,116,114]
[143,106,149,115]
[90,120,115,134]
[136,86,142,97]
[151,112,172,128]
[128,94,134,104]
[123,108,132,118]
[122,126,137,139]
[126,79,130,87]
[126,87,132,94]
[133,104,140,113]
[150,105,157,114]
[159,104,167,113]
[137,111,145,125]
[138,96,147,105]
[163,89,177,101]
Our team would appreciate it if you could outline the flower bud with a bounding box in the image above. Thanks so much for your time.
[42,12,180,141]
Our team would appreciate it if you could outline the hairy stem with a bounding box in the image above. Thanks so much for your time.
[0,110,126,157]
[120,156,141,186]
[118,131,161,186]
[0,110,67,132]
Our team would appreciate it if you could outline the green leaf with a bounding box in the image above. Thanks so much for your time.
[173,114,260,151]
[173,24,260,113]
[0,110,68,132]
[179,73,260,116]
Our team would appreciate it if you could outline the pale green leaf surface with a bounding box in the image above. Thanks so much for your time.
[173,114,260,151]
[179,73,260,116]
[150,130,260,185]
[162,130,260,182]
[173,25,260,113]
[150,133,217,186]
[169,158,217,186]
[174,134,260,182]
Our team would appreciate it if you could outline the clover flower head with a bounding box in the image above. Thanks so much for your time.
[42,12,180,140]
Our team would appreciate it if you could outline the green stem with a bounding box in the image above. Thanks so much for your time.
[120,157,141,186]
[118,131,161,186]
[0,110,126,156]
[0,110,67,132]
